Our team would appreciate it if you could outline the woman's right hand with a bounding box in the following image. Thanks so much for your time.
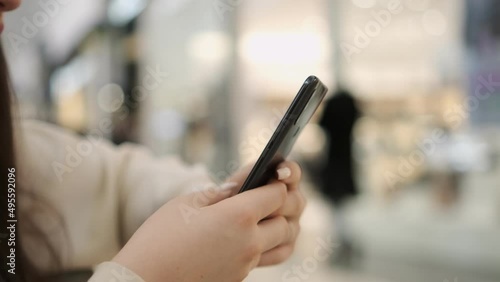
[112,181,292,282]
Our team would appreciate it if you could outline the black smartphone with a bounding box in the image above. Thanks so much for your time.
[238,75,328,193]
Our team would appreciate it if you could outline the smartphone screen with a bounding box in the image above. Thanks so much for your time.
[238,76,328,193]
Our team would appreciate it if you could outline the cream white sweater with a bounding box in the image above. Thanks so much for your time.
[16,120,213,281]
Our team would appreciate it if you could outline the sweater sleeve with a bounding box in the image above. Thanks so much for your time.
[88,262,145,282]
[17,120,214,272]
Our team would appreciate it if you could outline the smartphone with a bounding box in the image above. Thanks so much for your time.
[238,75,328,193]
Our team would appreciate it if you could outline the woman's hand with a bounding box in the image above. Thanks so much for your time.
[226,161,305,266]
[113,161,304,282]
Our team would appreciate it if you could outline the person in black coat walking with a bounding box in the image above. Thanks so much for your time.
[319,89,360,266]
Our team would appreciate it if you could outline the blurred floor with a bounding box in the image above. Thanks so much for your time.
[244,181,375,282]
[244,171,500,282]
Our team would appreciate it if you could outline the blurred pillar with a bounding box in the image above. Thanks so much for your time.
[329,0,343,87]
[211,3,240,180]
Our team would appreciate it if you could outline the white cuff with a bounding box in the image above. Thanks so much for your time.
[89,261,145,282]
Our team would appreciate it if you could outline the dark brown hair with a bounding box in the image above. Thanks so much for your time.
[0,44,62,281]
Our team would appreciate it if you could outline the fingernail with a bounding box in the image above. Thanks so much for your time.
[277,167,291,180]
[220,182,239,191]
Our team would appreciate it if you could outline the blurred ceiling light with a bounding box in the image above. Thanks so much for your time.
[187,31,231,64]
[239,32,329,65]
[97,84,125,113]
[108,0,148,26]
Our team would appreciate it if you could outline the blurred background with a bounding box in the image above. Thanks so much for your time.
[4,0,500,281]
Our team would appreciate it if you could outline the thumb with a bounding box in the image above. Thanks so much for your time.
[184,182,240,208]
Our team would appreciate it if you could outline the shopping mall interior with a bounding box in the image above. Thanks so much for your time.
[4,0,500,281]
